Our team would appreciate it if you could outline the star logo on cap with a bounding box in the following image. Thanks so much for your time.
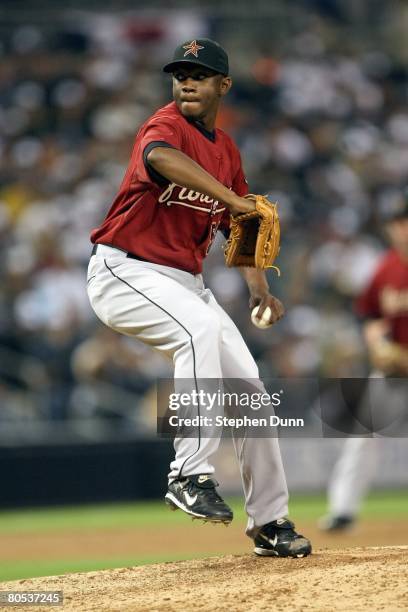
[183,40,204,58]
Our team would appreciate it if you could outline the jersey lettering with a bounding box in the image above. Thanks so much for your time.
[158,183,225,214]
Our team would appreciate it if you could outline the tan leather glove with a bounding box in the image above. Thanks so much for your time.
[224,194,280,273]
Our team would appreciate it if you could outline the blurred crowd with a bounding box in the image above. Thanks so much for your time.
[1,3,407,432]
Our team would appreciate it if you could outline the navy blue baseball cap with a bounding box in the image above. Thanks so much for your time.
[379,189,408,223]
[163,38,229,76]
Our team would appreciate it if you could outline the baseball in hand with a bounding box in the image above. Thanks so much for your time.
[251,305,273,329]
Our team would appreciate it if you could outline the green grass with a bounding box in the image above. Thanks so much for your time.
[0,553,213,583]
[0,501,182,534]
[289,489,408,520]
[0,490,406,534]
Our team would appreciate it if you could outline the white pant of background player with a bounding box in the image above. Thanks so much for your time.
[327,371,405,519]
[87,244,288,537]
[327,436,378,518]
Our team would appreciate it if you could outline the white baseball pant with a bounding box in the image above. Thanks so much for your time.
[87,244,289,535]
[327,371,406,517]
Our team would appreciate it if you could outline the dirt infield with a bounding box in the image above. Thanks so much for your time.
[1,517,408,561]
[2,546,408,611]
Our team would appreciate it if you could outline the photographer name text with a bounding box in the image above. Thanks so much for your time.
[167,415,304,429]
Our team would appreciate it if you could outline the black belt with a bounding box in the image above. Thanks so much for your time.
[91,244,149,262]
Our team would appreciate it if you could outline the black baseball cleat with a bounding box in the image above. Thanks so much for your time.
[318,514,355,532]
[254,518,312,558]
[165,474,233,524]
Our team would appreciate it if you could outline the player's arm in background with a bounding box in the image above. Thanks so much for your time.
[363,318,408,374]
[356,267,408,375]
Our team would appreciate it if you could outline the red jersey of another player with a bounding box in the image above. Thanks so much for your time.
[91,101,248,274]
[356,249,408,346]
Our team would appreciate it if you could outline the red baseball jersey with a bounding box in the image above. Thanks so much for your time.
[355,249,408,346]
[91,101,248,274]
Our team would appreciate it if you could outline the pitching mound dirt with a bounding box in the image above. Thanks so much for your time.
[3,546,407,611]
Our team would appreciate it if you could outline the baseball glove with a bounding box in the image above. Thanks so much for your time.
[224,194,281,273]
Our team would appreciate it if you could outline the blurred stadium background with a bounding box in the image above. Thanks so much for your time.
[0,0,407,582]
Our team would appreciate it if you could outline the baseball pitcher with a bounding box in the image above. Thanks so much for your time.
[87,38,311,558]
